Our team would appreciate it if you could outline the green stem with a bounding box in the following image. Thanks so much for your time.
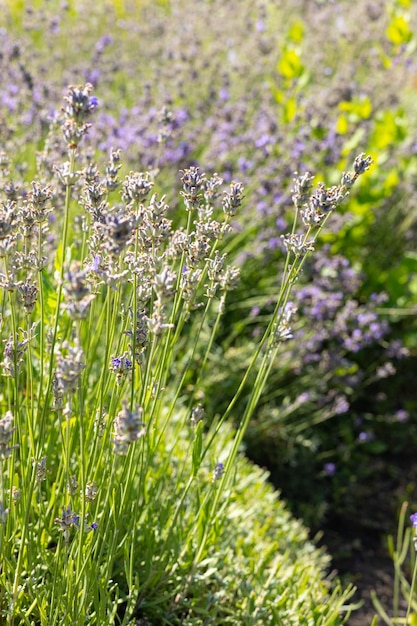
[42,148,76,423]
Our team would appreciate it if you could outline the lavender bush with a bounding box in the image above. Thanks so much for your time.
[0,79,373,623]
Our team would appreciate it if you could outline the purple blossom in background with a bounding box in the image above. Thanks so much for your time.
[394,409,409,423]
[237,156,254,173]
[290,138,306,159]
[85,68,101,85]
[268,236,281,250]
[275,216,287,232]
[49,17,60,33]
[95,34,113,53]
[219,87,229,101]
[255,133,273,150]
[256,200,269,217]
[249,305,261,318]
[297,284,343,321]
[295,249,391,358]
[323,463,336,476]
[387,340,410,359]
[358,431,374,443]
[331,395,349,415]
[297,392,312,405]
[1,83,19,112]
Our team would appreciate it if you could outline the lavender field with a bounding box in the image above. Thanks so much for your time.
[1,1,417,624]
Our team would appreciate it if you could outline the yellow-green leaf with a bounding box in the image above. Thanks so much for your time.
[370,109,406,150]
[397,0,411,9]
[386,15,413,45]
[338,96,372,120]
[336,114,349,135]
[283,97,297,123]
[288,21,304,43]
[277,48,304,80]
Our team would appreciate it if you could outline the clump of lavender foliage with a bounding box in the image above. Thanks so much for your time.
[0,75,374,623]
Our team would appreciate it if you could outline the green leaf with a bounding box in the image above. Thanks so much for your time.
[283,96,297,123]
[288,20,304,43]
[386,15,413,46]
[338,96,372,120]
[370,109,406,150]
[40,269,58,318]
[192,421,203,477]
[277,48,304,80]
[336,113,349,135]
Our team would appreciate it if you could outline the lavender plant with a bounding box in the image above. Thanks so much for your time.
[0,82,372,624]
[371,503,417,625]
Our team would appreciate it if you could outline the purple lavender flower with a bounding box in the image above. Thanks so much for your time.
[63,83,98,122]
[212,462,225,482]
[109,352,133,385]
[54,506,79,542]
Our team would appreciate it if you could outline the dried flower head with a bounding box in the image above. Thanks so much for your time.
[190,404,205,426]
[1,324,38,377]
[17,280,39,314]
[85,481,98,502]
[62,263,95,319]
[53,339,85,399]
[180,167,206,210]
[222,181,244,216]
[34,456,47,482]
[0,200,17,242]
[122,171,154,203]
[54,506,79,542]
[60,83,98,147]
[273,302,297,345]
[113,402,146,455]
[212,462,225,482]
[0,411,18,461]
[281,233,315,256]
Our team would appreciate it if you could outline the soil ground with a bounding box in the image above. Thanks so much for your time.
[319,459,417,626]
[323,524,406,626]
